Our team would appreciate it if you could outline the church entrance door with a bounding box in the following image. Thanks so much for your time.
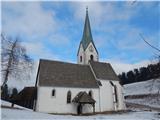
[77,103,82,115]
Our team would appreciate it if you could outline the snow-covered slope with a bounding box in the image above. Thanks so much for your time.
[1,100,31,110]
[1,100,21,108]
[124,79,160,110]
[124,78,160,96]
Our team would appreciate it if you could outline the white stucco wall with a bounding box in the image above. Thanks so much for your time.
[99,80,114,111]
[36,87,100,114]
[98,80,125,112]
[36,81,125,114]
[84,43,98,64]
[112,81,126,110]
[77,44,85,65]
[77,43,98,65]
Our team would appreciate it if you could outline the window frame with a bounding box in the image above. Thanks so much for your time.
[88,90,93,98]
[67,91,71,104]
[80,56,82,62]
[90,55,94,61]
[51,89,56,97]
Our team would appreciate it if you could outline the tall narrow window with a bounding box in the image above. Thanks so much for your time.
[80,56,82,62]
[52,89,55,96]
[90,55,94,61]
[88,90,93,98]
[67,91,71,103]
[114,86,118,103]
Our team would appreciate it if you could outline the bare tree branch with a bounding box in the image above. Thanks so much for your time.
[139,33,160,53]
[1,33,33,88]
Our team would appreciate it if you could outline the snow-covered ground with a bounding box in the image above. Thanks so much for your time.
[1,107,159,120]
[1,100,31,111]
[1,100,160,120]
[1,100,23,108]
[124,79,160,96]
[124,79,160,110]
[126,96,160,109]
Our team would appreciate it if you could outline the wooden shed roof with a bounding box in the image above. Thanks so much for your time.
[72,91,95,104]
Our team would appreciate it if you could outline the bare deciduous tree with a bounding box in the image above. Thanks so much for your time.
[1,33,33,88]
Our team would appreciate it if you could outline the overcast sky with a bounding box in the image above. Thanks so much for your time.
[2,1,160,74]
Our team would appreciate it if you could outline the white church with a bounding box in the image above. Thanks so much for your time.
[34,8,125,114]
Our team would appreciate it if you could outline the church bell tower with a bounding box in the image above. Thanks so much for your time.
[77,7,99,65]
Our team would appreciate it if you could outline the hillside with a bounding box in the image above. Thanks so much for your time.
[124,78,160,96]
[124,78,160,110]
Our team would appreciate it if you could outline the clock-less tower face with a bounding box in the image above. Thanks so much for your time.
[89,46,93,52]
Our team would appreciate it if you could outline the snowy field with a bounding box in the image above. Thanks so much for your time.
[1,100,160,120]
[1,107,160,120]
[124,79,160,109]
[124,79,160,96]
[126,96,160,109]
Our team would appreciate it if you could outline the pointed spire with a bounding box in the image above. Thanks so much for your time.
[86,6,88,14]
[81,7,94,50]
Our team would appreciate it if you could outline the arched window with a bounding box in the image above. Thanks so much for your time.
[67,91,71,103]
[88,90,93,98]
[52,89,55,96]
[90,55,94,61]
[80,56,82,62]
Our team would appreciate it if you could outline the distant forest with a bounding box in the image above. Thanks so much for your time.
[118,61,160,85]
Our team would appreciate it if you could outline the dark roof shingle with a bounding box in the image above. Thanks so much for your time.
[89,61,119,81]
[38,59,99,88]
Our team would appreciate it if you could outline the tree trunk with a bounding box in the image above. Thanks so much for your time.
[2,39,17,88]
